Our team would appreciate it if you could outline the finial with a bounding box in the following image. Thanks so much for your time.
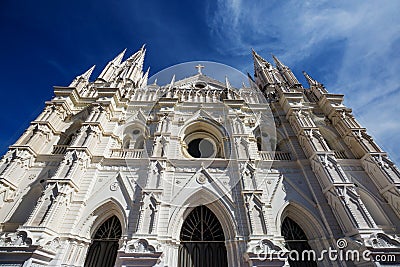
[195,64,205,75]
[113,48,127,65]
[302,71,319,87]
[81,65,96,80]
[271,54,285,70]
[302,71,327,93]
[168,75,175,90]
[225,76,232,89]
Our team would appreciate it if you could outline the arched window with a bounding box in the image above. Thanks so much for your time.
[253,126,276,152]
[84,215,122,267]
[123,128,145,149]
[179,206,228,266]
[281,217,317,267]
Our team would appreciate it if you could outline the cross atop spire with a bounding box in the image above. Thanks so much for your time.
[195,64,205,74]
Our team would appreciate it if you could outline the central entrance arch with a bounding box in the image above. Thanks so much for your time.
[178,205,228,267]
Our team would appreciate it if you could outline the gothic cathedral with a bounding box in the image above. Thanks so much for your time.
[0,46,399,267]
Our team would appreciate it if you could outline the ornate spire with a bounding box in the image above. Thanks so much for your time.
[168,75,175,90]
[98,49,127,81]
[140,67,150,87]
[81,65,96,80]
[113,48,127,65]
[252,49,276,87]
[272,54,286,71]
[303,71,328,95]
[225,76,232,90]
[271,54,301,88]
[112,45,147,84]
[69,65,95,87]
[124,45,146,67]
[252,49,272,70]
[303,71,320,87]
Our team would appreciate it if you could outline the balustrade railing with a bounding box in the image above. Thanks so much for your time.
[52,145,68,154]
[334,150,347,159]
[110,148,144,158]
[259,151,291,161]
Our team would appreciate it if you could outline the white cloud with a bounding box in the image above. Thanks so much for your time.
[207,0,400,163]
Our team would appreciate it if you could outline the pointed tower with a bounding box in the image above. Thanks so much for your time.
[69,65,96,92]
[120,45,146,85]
[252,50,290,98]
[252,49,275,88]
[97,49,126,82]
[272,55,302,88]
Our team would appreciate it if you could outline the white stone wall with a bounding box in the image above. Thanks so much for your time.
[0,49,399,267]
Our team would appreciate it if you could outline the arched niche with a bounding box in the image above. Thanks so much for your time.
[253,125,276,152]
[57,120,83,146]
[319,126,354,159]
[357,189,391,227]
[122,122,148,150]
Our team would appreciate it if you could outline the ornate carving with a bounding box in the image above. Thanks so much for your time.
[126,239,156,253]
[366,233,400,248]
[0,231,32,247]
[110,181,119,191]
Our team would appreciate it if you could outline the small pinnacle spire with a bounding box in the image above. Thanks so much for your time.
[252,49,272,69]
[140,67,150,87]
[225,76,232,89]
[302,71,319,87]
[112,48,127,65]
[168,74,175,90]
[271,54,286,70]
[81,65,96,80]
[69,65,96,86]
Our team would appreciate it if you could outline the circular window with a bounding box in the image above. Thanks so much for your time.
[187,138,215,158]
[194,82,206,89]
[132,129,140,135]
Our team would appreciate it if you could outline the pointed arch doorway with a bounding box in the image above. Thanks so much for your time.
[178,205,228,267]
[84,215,122,267]
[281,217,317,267]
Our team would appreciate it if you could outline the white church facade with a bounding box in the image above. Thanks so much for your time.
[0,46,400,266]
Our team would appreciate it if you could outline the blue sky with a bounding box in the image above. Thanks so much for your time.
[0,0,399,164]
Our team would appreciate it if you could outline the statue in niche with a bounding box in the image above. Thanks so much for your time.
[152,137,168,157]
[157,114,170,133]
